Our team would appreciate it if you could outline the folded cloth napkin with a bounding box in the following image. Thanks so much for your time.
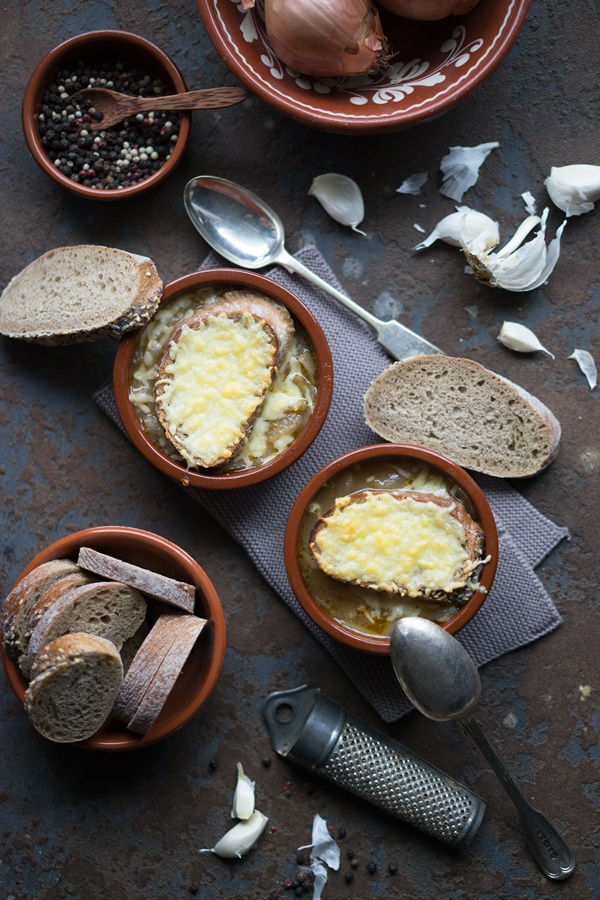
[95,247,569,723]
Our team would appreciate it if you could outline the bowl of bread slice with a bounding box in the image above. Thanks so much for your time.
[0,526,226,749]
[285,444,498,653]
[114,268,334,489]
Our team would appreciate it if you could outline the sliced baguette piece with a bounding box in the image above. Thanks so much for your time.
[310,489,485,603]
[25,633,123,743]
[1,559,80,660]
[214,290,295,368]
[19,570,98,678]
[77,547,195,613]
[127,614,207,735]
[155,308,279,468]
[364,355,561,478]
[27,581,147,674]
[0,245,163,345]
[119,620,150,675]
[112,611,191,723]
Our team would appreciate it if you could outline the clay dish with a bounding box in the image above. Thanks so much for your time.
[284,444,498,654]
[196,0,531,134]
[113,268,334,489]
[0,526,226,751]
[22,30,190,200]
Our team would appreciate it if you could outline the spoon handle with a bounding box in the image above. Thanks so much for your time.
[122,87,249,114]
[461,715,575,881]
[276,248,442,359]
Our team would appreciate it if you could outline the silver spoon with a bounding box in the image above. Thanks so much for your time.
[390,618,575,881]
[183,175,442,360]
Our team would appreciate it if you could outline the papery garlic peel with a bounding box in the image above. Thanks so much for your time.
[439,142,499,202]
[569,349,597,390]
[264,0,388,77]
[378,0,481,19]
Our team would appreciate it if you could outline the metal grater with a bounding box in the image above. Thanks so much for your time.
[263,685,485,847]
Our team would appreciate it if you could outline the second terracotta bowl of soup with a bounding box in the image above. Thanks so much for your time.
[284,444,498,654]
[114,268,333,489]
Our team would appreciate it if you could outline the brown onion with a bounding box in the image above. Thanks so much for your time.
[264,0,388,77]
[377,0,481,20]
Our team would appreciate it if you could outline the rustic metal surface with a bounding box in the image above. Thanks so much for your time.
[0,1,598,898]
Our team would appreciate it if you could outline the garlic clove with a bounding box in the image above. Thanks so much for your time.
[202,810,269,858]
[439,142,499,202]
[308,173,366,235]
[231,762,255,821]
[521,191,537,215]
[569,349,597,390]
[545,164,600,216]
[498,322,554,357]
[397,172,428,195]
[414,205,499,251]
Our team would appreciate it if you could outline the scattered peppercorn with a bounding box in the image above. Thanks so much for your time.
[37,58,181,191]
[350,859,358,869]
[262,757,272,768]
[346,849,355,860]
[187,882,199,895]
[337,826,347,839]
[208,757,219,770]
[367,861,377,875]
[344,871,354,883]
[388,863,397,875]
[304,782,315,795]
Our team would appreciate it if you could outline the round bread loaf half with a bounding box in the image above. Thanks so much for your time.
[364,356,561,478]
[0,245,163,344]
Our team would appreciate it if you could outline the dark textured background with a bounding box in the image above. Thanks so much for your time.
[0,1,598,897]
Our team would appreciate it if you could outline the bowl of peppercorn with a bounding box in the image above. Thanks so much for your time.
[22,30,191,199]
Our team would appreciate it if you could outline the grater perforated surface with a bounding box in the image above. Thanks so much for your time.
[319,721,480,845]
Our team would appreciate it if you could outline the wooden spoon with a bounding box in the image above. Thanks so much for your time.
[76,86,249,130]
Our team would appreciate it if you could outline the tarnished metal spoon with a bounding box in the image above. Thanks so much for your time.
[77,86,248,130]
[184,175,442,360]
[390,618,575,881]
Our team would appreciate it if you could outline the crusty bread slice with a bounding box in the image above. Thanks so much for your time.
[127,614,207,735]
[27,581,147,674]
[112,611,190,723]
[155,308,279,468]
[1,559,80,660]
[77,547,196,613]
[0,245,162,344]
[120,620,150,675]
[19,570,98,678]
[25,633,123,743]
[364,356,561,478]
[216,290,295,368]
[310,489,485,603]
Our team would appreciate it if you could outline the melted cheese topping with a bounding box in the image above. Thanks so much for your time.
[156,312,275,466]
[312,492,471,597]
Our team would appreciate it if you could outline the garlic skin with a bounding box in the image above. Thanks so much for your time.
[569,349,597,390]
[264,0,387,78]
[397,172,428,195]
[498,322,554,358]
[231,763,255,821]
[309,173,366,234]
[464,208,566,292]
[545,165,600,217]
[203,810,269,859]
[298,814,340,900]
[439,142,500,202]
[414,205,499,251]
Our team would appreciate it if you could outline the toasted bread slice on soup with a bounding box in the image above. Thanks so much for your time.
[310,490,485,605]
[155,290,295,469]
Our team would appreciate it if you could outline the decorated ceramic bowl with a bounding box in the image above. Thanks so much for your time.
[197,0,531,133]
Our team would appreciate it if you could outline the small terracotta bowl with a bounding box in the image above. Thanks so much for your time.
[284,444,498,654]
[22,30,190,200]
[0,526,226,750]
[197,0,531,134]
[114,268,334,489]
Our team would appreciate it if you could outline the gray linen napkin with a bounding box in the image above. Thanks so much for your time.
[95,247,569,722]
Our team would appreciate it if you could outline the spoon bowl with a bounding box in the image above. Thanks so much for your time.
[78,86,248,130]
[184,175,442,360]
[391,618,576,881]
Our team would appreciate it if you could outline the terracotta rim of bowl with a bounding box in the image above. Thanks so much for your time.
[113,268,334,489]
[284,444,499,654]
[22,30,190,200]
[196,0,531,134]
[0,526,226,750]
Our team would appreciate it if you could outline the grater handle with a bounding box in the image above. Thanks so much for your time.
[264,686,485,848]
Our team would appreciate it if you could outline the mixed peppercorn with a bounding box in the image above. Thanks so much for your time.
[37,59,181,190]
